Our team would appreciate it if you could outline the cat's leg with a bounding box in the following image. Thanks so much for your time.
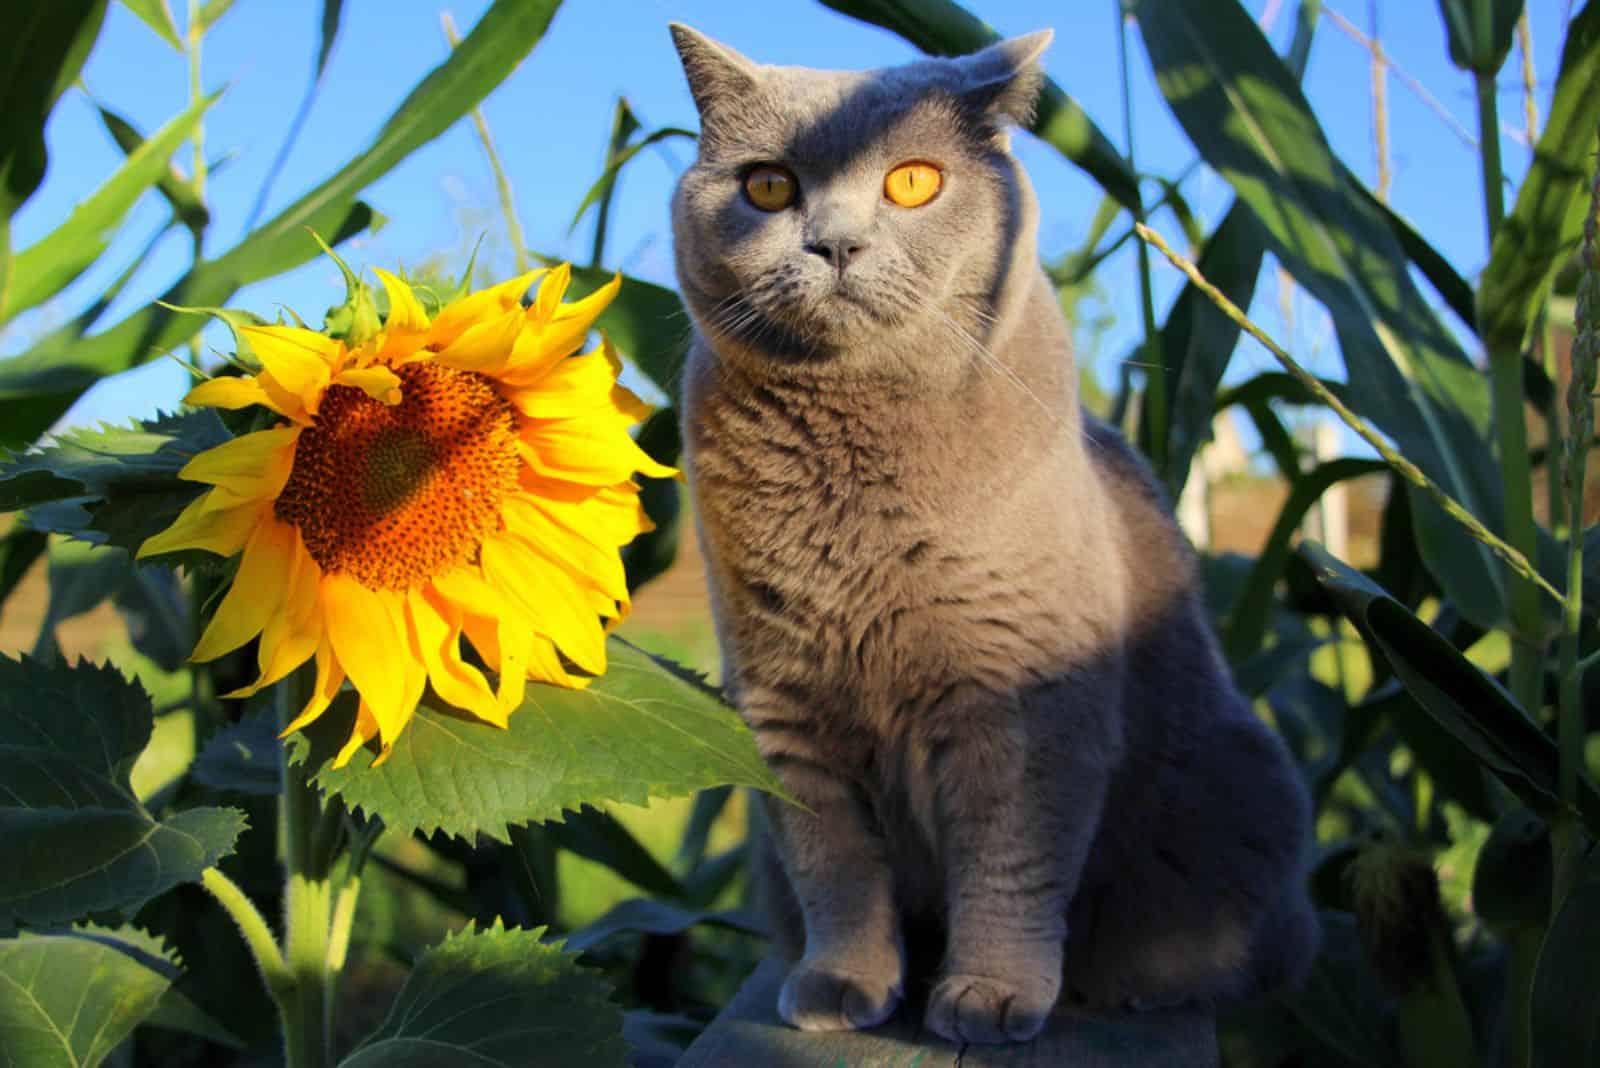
[923,693,1114,1044]
[757,743,905,1032]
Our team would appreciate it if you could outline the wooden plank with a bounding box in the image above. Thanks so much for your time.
[676,959,1219,1067]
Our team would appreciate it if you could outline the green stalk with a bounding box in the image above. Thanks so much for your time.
[1476,67,1545,719]
[442,13,529,275]
[185,0,206,211]
[1116,0,1165,479]
[1554,127,1599,906]
[1504,925,1543,1067]
[200,867,291,998]
[590,100,636,270]
[279,666,335,1068]
[1137,222,1563,605]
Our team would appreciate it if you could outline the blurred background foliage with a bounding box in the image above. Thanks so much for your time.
[1,0,1598,1065]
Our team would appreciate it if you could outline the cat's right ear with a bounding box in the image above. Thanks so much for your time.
[669,24,759,119]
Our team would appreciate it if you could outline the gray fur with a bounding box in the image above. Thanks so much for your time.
[668,24,1319,1045]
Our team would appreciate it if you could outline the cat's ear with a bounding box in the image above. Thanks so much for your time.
[957,29,1053,127]
[669,24,759,119]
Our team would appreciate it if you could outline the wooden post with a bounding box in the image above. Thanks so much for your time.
[676,959,1219,1067]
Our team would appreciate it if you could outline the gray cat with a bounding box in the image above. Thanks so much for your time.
[668,24,1319,1045]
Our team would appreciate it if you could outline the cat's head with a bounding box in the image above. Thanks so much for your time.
[669,24,1051,375]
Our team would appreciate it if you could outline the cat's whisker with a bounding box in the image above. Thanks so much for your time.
[932,308,1063,429]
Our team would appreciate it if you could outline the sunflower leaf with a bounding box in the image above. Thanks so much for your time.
[338,921,628,1068]
[292,639,787,842]
[0,655,247,931]
[0,409,228,568]
[0,923,182,1068]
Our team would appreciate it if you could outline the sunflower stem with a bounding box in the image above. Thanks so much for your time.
[279,665,337,1068]
[200,867,291,997]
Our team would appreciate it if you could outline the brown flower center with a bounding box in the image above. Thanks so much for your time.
[275,362,520,589]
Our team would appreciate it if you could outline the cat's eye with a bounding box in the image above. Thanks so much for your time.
[884,162,942,208]
[745,165,797,211]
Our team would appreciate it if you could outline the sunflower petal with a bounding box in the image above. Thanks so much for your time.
[225,535,323,698]
[409,586,504,727]
[279,636,346,737]
[184,375,295,417]
[322,572,409,744]
[138,492,267,560]
[333,701,383,768]
[333,365,402,405]
[374,268,430,335]
[481,532,607,676]
[179,426,299,500]
[528,263,573,326]
[240,325,337,411]
[430,307,526,375]
[191,515,297,661]
[519,417,676,485]
[428,267,548,348]
[526,272,620,369]
[502,495,628,605]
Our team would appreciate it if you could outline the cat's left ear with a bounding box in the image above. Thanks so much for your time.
[957,29,1053,127]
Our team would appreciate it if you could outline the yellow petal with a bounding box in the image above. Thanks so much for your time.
[374,268,431,335]
[430,307,526,375]
[179,426,299,500]
[321,572,409,745]
[332,701,383,768]
[481,533,607,676]
[503,343,653,425]
[525,634,591,690]
[501,495,628,604]
[519,418,676,485]
[522,272,620,371]
[240,325,337,411]
[184,375,296,418]
[409,586,504,727]
[464,613,530,710]
[428,268,549,349]
[279,636,346,737]
[224,535,323,698]
[528,263,573,326]
[333,365,402,405]
[138,492,267,560]
[191,514,297,661]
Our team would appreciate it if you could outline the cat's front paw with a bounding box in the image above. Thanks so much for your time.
[777,957,904,1032]
[925,972,1059,1044]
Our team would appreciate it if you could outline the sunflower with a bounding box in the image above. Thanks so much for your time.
[139,265,675,766]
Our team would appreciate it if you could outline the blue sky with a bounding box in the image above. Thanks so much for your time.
[5,0,1575,429]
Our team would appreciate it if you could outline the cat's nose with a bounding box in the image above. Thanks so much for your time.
[806,236,869,274]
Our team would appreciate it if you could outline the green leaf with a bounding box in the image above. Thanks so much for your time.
[245,0,346,231]
[292,638,787,842]
[674,785,733,873]
[0,924,180,1068]
[0,0,562,443]
[545,806,685,900]
[1224,458,1388,662]
[1134,0,1509,630]
[1297,542,1600,833]
[818,0,1140,210]
[1472,808,1551,935]
[5,93,216,322]
[1478,1,1600,354]
[195,0,237,33]
[0,656,246,930]
[1146,200,1267,495]
[0,3,106,228]
[191,710,282,796]
[33,539,189,673]
[92,101,210,242]
[566,268,688,405]
[1531,848,1600,1067]
[1435,0,1525,73]
[119,0,182,50]
[0,525,47,609]
[562,898,767,954]
[0,410,228,565]
[569,126,696,233]
[1363,185,1476,331]
[339,921,628,1068]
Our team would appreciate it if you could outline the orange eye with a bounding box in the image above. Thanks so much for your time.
[745,165,797,211]
[884,162,942,207]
